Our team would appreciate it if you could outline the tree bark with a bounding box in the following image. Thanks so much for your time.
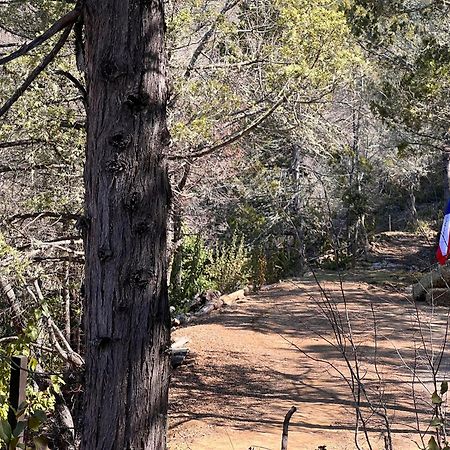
[409,186,418,228]
[443,145,450,203]
[81,1,171,449]
[169,205,183,294]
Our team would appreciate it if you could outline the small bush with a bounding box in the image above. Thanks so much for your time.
[169,233,216,310]
[208,234,250,293]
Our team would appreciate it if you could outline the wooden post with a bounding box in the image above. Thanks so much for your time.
[281,406,297,450]
[8,356,27,438]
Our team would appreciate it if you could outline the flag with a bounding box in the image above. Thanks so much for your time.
[437,199,450,265]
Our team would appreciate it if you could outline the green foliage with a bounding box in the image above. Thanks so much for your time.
[249,248,267,290]
[427,381,450,450]
[0,407,47,449]
[344,0,450,136]
[0,234,28,279]
[208,234,250,293]
[170,233,216,309]
[0,344,57,419]
[170,231,251,310]
[274,0,361,85]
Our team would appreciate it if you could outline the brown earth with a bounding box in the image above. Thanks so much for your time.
[169,233,449,450]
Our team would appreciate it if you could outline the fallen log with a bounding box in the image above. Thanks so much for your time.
[189,287,251,318]
[196,302,215,316]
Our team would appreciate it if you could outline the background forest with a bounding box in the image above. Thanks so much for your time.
[1,0,450,448]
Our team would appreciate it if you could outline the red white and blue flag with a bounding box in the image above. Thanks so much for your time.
[437,199,450,265]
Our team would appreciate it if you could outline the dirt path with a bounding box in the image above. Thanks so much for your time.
[169,234,448,450]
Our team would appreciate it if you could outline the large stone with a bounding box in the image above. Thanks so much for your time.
[412,266,450,302]
[220,289,246,306]
[425,288,450,307]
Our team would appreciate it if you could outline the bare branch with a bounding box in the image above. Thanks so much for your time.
[184,0,242,80]
[0,163,66,173]
[0,25,73,119]
[55,69,87,107]
[0,278,25,331]
[7,211,80,223]
[169,93,288,161]
[182,58,264,72]
[0,336,19,345]
[0,139,44,149]
[32,255,84,264]
[0,8,80,66]
[60,118,86,130]
[32,281,84,368]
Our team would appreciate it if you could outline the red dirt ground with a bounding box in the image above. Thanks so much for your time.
[169,233,448,450]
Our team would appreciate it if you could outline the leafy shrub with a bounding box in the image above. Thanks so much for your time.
[208,234,250,293]
[169,233,216,310]
[249,247,267,290]
[169,232,252,310]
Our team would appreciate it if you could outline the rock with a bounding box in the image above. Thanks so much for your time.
[179,313,191,324]
[412,266,450,302]
[171,348,189,368]
[171,336,189,349]
[213,298,224,309]
[412,283,427,302]
[405,285,413,295]
[244,285,252,295]
[220,289,246,306]
[371,261,401,270]
[171,313,192,328]
[426,288,450,307]
[170,337,190,368]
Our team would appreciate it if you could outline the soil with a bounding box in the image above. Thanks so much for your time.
[168,232,449,450]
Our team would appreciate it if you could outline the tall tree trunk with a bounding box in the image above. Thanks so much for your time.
[291,144,305,274]
[409,186,418,229]
[169,205,183,294]
[443,144,450,202]
[167,163,190,292]
[81,1,171,449]
[62,262,71,342]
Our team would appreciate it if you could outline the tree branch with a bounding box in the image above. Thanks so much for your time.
[0,139,44,149]
[31,255,84,263]
[55,69,87,107]
[169,93,288,160]
[184,0,241,78]
[0,25,73,119]
[0,278,25,332]
[60,118,86,130]
[0,8,80,66]
[7,211,81,223]
[0,163,66,173]
[32,281,84,368]
[0,336,19,345]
